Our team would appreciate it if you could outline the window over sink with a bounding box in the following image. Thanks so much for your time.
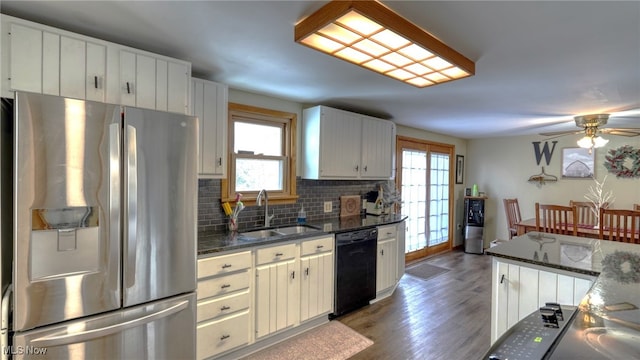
[221,103,297,204]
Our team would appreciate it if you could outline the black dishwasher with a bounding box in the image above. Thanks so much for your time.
[332,227,378,318]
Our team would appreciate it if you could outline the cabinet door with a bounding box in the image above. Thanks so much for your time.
[42,32,60,95]
[135,54,157,110]
[119,50,136,106]
[167,61,190,114]
[318,108,361,178]
[59,36,86,99]
[300,251,333,322]
[255,260,299,338]
[155,59,168,112]
[10,23,43,93]
[361,117,395,179]
[192,78,228,178]
[376,238,397,293]
[85,42,106,102]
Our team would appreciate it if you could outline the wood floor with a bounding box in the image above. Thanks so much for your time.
[337,249,492,360]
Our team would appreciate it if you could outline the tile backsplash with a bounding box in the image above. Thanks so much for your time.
[198,178,387,236]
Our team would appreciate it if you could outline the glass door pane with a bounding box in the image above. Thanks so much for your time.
[401,149,427,252]
[429,153,450,246]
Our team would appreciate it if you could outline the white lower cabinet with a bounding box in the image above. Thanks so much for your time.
[255,235,335,339]
[194,234,339,359]
[300,236,334,322]
[490,257,595,344]
[255,243,299,339]
[376,225,398,296]
[197,251,252,360]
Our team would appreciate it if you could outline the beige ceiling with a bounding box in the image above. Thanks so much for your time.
[2,1,639,139]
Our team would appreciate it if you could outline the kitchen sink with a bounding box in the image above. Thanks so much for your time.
[240,225,321,239]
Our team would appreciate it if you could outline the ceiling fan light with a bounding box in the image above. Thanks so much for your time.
[577,136,594,149]
[577,135,609,149]
[593,136,609,148]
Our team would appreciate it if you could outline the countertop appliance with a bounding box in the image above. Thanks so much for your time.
[483,304,577,360]
[1,92,197,358]
[464,196,485,254]
[332,227,378,318]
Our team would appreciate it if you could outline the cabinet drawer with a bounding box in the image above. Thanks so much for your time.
[378,225,396,240]
[256,243,297,265]
[197,310,250,360]
[197,290,250,323]
[301,236,334,256]
[198,250,252,279]
[197,270,250,300]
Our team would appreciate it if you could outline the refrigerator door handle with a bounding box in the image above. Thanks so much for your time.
[126,124,138,287]
[109,121,121,270]
[29,299,189,348]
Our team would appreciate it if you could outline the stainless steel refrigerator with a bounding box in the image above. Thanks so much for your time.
[2,92,197,359]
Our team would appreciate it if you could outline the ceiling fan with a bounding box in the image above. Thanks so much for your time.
[539,113,640,150]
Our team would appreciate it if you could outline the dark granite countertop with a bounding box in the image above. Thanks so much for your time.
[486,232,640,359]
[198,213,407,256]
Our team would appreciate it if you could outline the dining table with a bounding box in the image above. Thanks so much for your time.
[515,218,639,242]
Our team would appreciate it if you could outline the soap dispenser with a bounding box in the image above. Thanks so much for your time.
[297,205,306,224]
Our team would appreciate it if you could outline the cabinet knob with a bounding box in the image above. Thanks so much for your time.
[500,274,506,284]
[355,165,359,172]
[291,270,295,279]
[220,284,231,289]
[316,245,324,249]
[94,76,98,89]
[363,165,368,172]
[126,82,131,94]
[275,252,283,257]
[305,268,309,276]
[220,334,230,341]
[220,305,231,311]
[221,264,232,269]
[218,157,222,166]
[381,249,384,256]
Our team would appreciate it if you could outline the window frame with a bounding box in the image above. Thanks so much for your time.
[221,103,298,205]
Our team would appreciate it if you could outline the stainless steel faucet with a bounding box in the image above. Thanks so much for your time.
[257,189,274,227]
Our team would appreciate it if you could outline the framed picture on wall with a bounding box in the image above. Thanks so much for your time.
[456,155,464,184]
[561,147,595,178]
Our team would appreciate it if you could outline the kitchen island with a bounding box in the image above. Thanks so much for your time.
[486,232,640,359]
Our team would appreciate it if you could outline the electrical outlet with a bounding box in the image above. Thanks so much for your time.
[324,201,332,213]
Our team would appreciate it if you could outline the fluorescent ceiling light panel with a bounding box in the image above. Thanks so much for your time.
[295,0,475,88]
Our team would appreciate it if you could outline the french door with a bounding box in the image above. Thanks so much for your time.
[396,136,454,262]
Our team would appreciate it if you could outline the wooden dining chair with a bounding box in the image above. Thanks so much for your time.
[569,201,609,227]
[503,198,522,239]
[599,208,640,244]
[535,203,577,236]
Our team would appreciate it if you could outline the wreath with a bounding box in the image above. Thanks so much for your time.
[601,250,640,284]
[603,145,640,178]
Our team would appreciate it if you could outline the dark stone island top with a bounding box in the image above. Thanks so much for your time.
[486,232,640,359]
[198,213,407,256]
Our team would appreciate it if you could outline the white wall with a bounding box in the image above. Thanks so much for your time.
[467,134,640,245]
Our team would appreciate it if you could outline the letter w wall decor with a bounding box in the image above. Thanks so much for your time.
[532,141,557,165]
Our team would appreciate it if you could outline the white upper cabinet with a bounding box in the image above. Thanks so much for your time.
[361,116,396,179]
[2,15,190,114]
[191,78,228,178]
[302,105,396,180]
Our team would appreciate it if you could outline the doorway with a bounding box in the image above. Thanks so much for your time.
[396,136,454,263]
